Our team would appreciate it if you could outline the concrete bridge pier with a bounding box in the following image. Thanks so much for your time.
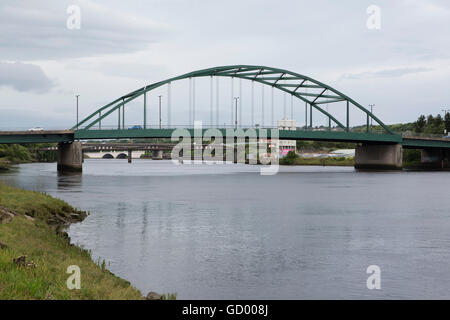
[420,148,450,169]
[152,150,163,160]
[57,142,83,172]
[355,143,403,170]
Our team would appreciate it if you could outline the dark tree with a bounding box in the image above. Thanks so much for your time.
[445,113,450,135]
[434,114,444,127]
[414,115,426,133]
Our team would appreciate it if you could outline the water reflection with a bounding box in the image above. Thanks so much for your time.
[57,171,82,191]
[141,202,148,241]
[1,160,450,299]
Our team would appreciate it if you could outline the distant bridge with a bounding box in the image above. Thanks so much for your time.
[36,142,218,162]
[0,65,449,171]
[36,143,178,162]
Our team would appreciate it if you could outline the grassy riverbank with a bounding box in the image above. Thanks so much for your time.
[280,152,354,167]
[0,184,143,300]
[284,157,354,166]
[0,161,10,171]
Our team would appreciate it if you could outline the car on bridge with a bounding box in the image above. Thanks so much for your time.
[27,127,44,132]
[128,125,143,130]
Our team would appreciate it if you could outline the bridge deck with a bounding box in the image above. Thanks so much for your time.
[74,129,402,143]
[1,129,450,149]
[0,130,74,144]
[402,136,450,149]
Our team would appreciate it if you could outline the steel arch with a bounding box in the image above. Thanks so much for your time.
[74,65,393,134]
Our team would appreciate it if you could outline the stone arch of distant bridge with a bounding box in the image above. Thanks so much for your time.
[73,65,393,134]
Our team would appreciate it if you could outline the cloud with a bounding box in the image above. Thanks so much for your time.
[66,58,169,81]
[0,0,168,60]
[341,67,433,80]
[0,0,449,127]
[0,61,54,93]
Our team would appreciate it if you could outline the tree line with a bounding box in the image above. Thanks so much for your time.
[413,113,450,135]
[0,143,57,164]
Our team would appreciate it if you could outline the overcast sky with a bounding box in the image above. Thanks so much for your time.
[0,0,449,129]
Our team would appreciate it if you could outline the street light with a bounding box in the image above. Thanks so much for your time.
[158,95,162,129]
[442,108,450,135]
[75,95,80,130]
[369,104,375,132]
[234,97,239,129]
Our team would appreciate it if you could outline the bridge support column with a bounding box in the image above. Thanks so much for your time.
[420,149,450,169]
[57,142,82,172]
[128,150,132,163]
[355,143,402,170]
[152,150,163,160]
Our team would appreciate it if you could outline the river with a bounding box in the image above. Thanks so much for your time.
[1,159,450,299]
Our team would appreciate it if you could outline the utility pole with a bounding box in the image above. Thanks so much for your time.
[369,104,375,132]
[159,95,162,129]
[234,97,239,129]
[442,108,450,135]
[143,88,147,129]
[326,105,331,131]
[75,95,80,130]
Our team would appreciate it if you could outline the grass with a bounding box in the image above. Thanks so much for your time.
[280,156,354,167]
[0,159,11,171]
[0,184,143,300]
[0,184,86,224]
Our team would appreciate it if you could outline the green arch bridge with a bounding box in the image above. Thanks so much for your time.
[0,65,449,171]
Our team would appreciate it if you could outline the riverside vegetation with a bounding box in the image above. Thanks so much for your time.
[0,183,144,299]
[280,151,354,166]
[0,144,57,171]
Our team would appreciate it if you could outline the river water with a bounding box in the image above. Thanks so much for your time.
[1,160,450,299]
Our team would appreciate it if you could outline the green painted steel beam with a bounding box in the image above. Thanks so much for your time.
[346,100,350,132]
[402,138,450,149]
[0,131,74,144]
[278,130,402,143]
[143,90,147,129]
[74,65,395,135]
[74,128,403,144]
[295,84,322,89]
[257,76,302,81]
[314,98,346,105]
[231,76,346,130]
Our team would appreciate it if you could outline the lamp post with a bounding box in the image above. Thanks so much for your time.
[369,104,375,132]
[234,97,239,129]
[158,95,162,129]
[75,95,80,130]
[442,108,450,135]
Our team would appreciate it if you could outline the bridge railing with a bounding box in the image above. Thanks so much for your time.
[399,131,449,139]
[75,124,352,133]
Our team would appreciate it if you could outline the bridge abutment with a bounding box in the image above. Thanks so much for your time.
[57,142,83,172]
[152,150,163,160]
[355,143,403,170]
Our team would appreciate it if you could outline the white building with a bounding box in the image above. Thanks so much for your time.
[277,119,297,157]
[329,149,355,157]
